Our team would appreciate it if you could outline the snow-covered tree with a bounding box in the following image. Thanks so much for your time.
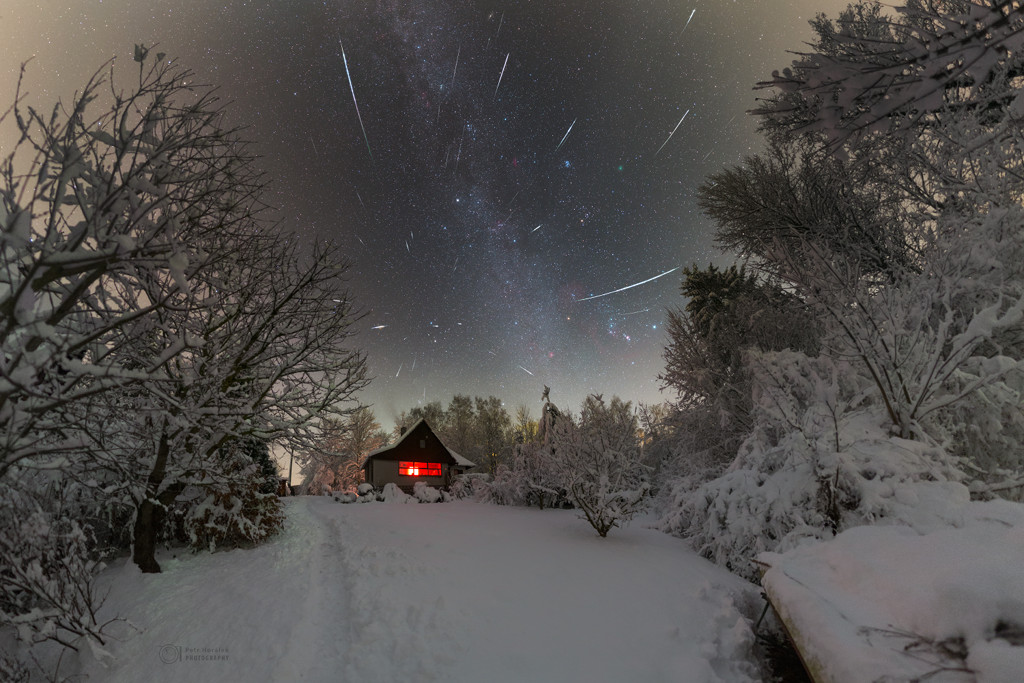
[474,395,513,475]
[0,49,240,651]
[659,0,1024,578]
[0,49,373,683]
[302,407,384,493]
[754,0,1024,145]
[512,404,538,444]
[442,394,477,457]
[551,395,650,537]
[118,230,368,571]
[0,53,207,480]
[3,47,371,569]
[660,264,818,478]
[701,0,1024,445]
[486,393,567,508]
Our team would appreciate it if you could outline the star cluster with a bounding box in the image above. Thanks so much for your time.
[0,0,851,422]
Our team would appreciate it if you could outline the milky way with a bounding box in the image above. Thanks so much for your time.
[0,0,851,423]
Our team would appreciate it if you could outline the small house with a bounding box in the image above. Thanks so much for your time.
[361,418,475,492]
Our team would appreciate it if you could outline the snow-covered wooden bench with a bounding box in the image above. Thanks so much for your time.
[758,502,1024,683]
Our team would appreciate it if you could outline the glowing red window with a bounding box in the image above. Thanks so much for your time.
[399,461,441,477]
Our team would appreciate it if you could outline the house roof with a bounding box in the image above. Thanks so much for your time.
[448,449,475,469]
[360,418,475,471]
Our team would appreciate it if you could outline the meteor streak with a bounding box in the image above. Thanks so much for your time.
[555,118,576,152]
[395,363,403,378]
[655,110,689,156]
[578,267,679,302]
[494,52,510,99]
[370,324,388,330]
[682,9,696,32]
[451,45,460,89]
[518,365,534,376]
[340,40,373,160]
[454,123,466,172]
[531,224,543,233]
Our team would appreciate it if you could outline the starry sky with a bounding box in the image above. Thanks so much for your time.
[1,0,851,425]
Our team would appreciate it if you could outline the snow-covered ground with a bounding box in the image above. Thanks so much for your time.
[74,497,762,682]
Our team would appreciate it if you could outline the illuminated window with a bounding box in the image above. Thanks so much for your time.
[399,461,442,477]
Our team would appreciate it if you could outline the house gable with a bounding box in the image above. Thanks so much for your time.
[363,419,457,466]
[360,419,473,491]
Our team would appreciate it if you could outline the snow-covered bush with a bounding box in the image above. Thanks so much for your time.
[661,351,970,581]
[183,483,285,553]
[509,441,567,509]
[552,395,651,537]
[447,473,490,500]
[332,491,358,503]
[481,464,528,506]
[930,357,1024,501]
[378,483,414,503]
[0,653,29,683]
[0,479,115,654]
[412,481,442,503]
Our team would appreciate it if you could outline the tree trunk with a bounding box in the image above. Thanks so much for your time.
[132,498,162,573]
[133,424,175,573]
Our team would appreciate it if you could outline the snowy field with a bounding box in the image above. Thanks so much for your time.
[76,497,762,682]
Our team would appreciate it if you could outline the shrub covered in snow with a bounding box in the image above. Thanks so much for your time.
[447,472,491,500]
[481,463,528,506]
[0,478,114,654]
[171,447,285,552]
[331,491,358,503]
[183,485,285,552]
[412,481,443,503]
[661,351,978,581]
[378,483,415,504]
[551,395,651,537]
[333,482,446,504]
[506,440,569,510]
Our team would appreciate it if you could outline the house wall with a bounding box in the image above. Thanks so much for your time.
[363,420,462,491]
[369,460,450,491]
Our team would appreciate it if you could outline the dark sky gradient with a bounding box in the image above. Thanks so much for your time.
[1,0,851,425]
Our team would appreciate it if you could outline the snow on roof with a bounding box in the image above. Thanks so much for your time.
[360,418,474,470]
[448,448,475,469]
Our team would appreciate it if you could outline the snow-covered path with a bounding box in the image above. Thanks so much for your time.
[80,498,353,682]
[79,497,761,682]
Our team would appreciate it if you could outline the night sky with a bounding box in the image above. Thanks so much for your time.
[1,0,850,425]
